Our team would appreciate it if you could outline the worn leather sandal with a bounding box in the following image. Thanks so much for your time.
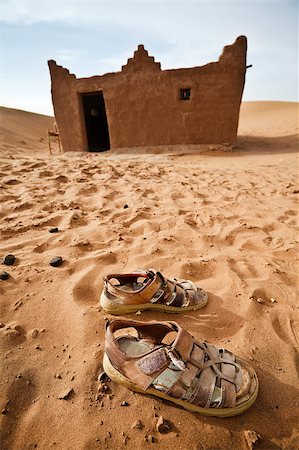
[100,269,208,315]
[103,319,259,417]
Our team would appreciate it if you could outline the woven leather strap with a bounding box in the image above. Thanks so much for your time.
[104,270,198,307]
[105,320,243,407]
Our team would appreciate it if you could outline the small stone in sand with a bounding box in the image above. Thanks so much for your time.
[49,227,59,233]
[146,435,155,443]
[123,204,129,209]
[156,416,171,433]
[92,349,101,359]
[50,256,63,267]
[270,298,276,303]
[3,254,16,266]
[131,419,143,430]
[256,298,263,304]
[97,371,109,383]
[1,408,8,415]
[31,329,39,338]
[58,387,74,400]
[97,383,109,394]
[121,401,129,406]
[243,430,260,449]
[0,272,10,280]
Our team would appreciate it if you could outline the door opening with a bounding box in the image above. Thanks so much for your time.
[81,92,110,151]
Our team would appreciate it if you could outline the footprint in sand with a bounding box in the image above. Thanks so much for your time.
[13,202,34,212]
[78,184,99,196]
[39,170,54,177]
[250,284,288,305]
[271,315,297,346]
[103,190,117,202]
[0,371,38,449]
[4,178,21,185]
[0,194,18,202]
[289,319,299,348]
[53,175,69,184]
[180,260,219,281]
[29,162,47,169]
[170,191,185,201]
[230,259,260,282]
[1,322,27,349]
[182,293,245,340]
[277,209,298,227]
[121,210,159,234]
[68,212,88,229]
[71,252,117,305]
[141,188,156,199]
[42,214,67,229]
[183,212,204,230]
[32,242,49,254]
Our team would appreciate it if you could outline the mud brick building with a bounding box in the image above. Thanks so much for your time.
[48,36,248,152]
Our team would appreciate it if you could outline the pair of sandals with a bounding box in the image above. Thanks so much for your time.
[100,269,259,417]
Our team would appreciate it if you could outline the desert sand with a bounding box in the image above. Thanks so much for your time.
[0,101,298,449]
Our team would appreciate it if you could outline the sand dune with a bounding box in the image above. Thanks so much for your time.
[0,102,298,449]
[239,101,299,137]
[0,107,54,153]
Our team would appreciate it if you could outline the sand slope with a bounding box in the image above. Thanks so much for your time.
[0,107,54,153]
[239,101,299,137]
[0,102,298,450]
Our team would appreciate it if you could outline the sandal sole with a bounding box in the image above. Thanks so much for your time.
[100,291,208,315]
[103,352,259,418]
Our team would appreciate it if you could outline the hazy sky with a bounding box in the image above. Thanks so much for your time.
[0,0,298,116]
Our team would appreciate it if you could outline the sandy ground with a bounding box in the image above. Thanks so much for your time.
[0,102,298,450]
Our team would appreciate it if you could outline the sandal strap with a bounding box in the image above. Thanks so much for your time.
[105,319,178,389]
[169,338,239,408]
[104,270,162,305]
[104,269,198,307]
[149,271,198,308]
[147,271,193,308]
[105,320,241,408]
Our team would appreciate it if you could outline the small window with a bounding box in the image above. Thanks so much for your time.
[180,88,191,100]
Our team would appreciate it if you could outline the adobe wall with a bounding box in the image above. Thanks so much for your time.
[48,36,247,151]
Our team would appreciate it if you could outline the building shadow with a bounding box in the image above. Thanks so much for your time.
[235,134,299,155]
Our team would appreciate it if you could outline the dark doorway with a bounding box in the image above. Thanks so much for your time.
[81,92,110,151]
